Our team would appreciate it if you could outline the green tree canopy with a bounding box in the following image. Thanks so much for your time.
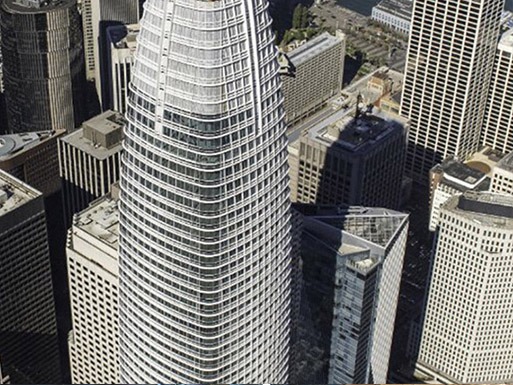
[292,4,309,29]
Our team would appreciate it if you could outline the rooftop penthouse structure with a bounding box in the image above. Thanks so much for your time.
[59,110,124,226]
[429,158,490,231]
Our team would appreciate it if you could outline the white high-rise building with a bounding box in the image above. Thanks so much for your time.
[108,24,139,114]
[482,29,513,154]
[67,190,120,384]
[416,192,513,383]
[81,0,139,102]
[118,0,292,383]
[59,110,124,226]
[401,0,504,181]
[490,151,513,194]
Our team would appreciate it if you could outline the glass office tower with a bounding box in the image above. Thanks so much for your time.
[118,0,292,382]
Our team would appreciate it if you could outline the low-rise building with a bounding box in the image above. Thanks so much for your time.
[367,69,403,116]
[341,67,403,107]
[371,0,413,35]
[0,130,65,197]
[379,91,402,117]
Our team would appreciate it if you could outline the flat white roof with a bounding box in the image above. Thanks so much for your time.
[499,28,513,53]
[0,169,41,217]
[74,196,119,250]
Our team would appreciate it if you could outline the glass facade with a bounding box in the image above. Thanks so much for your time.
[1,0,85,133]
[118,0,292,382]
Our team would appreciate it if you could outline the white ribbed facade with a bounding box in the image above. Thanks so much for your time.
[81,0,139,102]
[401,0,503,181]
[416,192,513,383]
[118,0,292,383]
[67,194,120,384]
[111,25,138,114]
[58,111,124,227]
[482,29,513,154]
[490,152,513,195]
[112,51,134,115]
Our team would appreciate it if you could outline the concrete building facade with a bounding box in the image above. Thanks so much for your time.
[280,31,345,126]
[416,192,513,383]
[0,0,85,134]
[288,108,407,209]
[58,110,123,227]
[481,29,513,154]
[401,0,503,181]
[0,170,61,383]
[106,24,138,114]
[428,158,489,231]
[67,190,120,384]
[80,0,139,101]
[490,151,513,195]
[371,0,413,35]
[0,130,66,197]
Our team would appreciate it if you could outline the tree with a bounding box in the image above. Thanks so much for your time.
[281,30,294,46]
[300,5,308,28]
[306,27,317,39]
[292,4,304,29]
[292,4,309,29]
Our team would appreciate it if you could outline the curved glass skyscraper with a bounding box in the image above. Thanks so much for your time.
[1,0,85,134]
[118,0,292,382]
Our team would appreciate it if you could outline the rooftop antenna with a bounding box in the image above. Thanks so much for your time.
[355,92,363,120]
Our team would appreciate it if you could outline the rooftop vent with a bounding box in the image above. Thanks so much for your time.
[0,189,8,205]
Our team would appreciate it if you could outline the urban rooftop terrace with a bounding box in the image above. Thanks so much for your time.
[0,131,62,160]
[74,194,120,250]
[445,192,513,227]
[282,31,343,65]
[302,106,406,153]
[0,170,40,217]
